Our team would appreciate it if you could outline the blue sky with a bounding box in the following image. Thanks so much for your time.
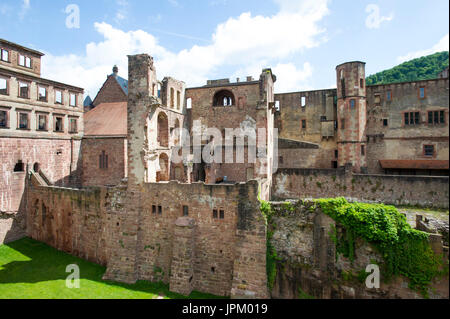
[0,0,448,96]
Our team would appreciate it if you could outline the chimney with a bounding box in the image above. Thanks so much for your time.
[246,76,253,82]
[113,65,119,76]
[236,77,240,83]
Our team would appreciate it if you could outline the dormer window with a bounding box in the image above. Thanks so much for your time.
[213,90,235,107]
[18,54,31,68]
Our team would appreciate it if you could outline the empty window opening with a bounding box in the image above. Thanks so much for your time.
[0,110,7,128]
[156,153,169,182]
[213,209,218,219]
[19,55,31,68]
[332,161,338,169]
[69,118,78,133]
[170,88,175,108]
[14,160,24,172]
[219,210,225,220]
[213,90,235,107]
[211,267,215,273]
[33,162,40,172]
[301,119,306,130]
[361,145,365,156]
[152,205,157,214]
[38,86,47,102]
[301,96,306,107]
[99,151,108,169]
[350,99,356,109]
[37,114,47,131]
[69,93,76,107]
[404,112,420,126]
[0,77,7,95]
[275,101,280,111]
[18,112,29,129]
[55,90,63,104]
[424,145,435,157]
[55,117,64,132]
[334,150,338,158]
[320,116,327,122]
[177,91,181,110]
[386,90,392,101]
[157,112,169,148]
[186,97,192,109]
[1,49,9,62]
[158,206,162,215]
[419,87,426,99]
[383,119,388,127]
[428,111,445,125]
[183,205,189,216]
[360,78,364,88]
[19,81,29,98]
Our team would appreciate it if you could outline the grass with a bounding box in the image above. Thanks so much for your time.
[0,237,226,299]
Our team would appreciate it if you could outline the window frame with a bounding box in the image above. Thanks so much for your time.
[99,150,108,169]
[38,85,48,102]
[427,110,446,125]
[301,96,306,108]
[383,118,389,127]
[301,119,306,130]
[1,48,10,62]
[69,117,78,133]
[418,86,426,100]
[69,92,77,107]
[0,76,8,95]
[36,113,48,131]
[0,108,9,129]
[423,144,435,157]
[18,54,32,69]
[55,89,64,105]
[350,99,356,109]
[403,111,421,126]
[54,115,64,132]
[386,90,392,102]
[18,80,30,99]
[17,111,30,130]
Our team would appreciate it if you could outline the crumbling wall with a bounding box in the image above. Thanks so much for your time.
[269,201,449,299]
[272,167,449,208]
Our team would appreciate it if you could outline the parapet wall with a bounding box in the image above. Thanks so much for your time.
[269,201,449,299]
[26,176,269,298]
[272,168,449,208]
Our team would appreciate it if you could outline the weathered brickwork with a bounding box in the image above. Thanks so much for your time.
[269,201,448,299]
[272,167,449,208]
[81,137,127,187]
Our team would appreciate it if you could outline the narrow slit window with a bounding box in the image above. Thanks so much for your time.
[301,96,306,107]
[152,205,157,214]
[183,205,189,216]
[213,209,218,219]
[219,210,224,219]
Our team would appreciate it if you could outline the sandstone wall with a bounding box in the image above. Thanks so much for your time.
[272,167,449,208]
[269,201,449,299]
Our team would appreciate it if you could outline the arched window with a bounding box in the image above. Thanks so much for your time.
[157,112,169,147]
[213,90,235,107]
[33,162,40,172]
[157,153,169,182]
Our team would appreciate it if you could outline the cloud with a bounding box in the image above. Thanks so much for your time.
[19,0,30,20]
[365,4,393,29]
[168,0,180,8]
[397,34,449,63]
[115,0,128,23]
[41,0,330,97]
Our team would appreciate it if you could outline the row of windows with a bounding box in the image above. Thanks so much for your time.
[404,110,446,126]
[0,109,78,133]
[150,205,226,219]
[374,86,427,104]
[0,48,33,69]
[0,76,78,107]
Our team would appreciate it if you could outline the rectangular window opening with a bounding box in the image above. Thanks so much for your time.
[38,114,47,131]
[213,209,218,219]
[0,77,7,95]
[183,205,189,216]
[0,110,7,128]
[424,145,434,157]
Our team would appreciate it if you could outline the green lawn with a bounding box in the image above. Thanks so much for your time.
[0,237,225,299]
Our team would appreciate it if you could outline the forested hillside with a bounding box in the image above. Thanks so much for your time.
[366,51,449,85]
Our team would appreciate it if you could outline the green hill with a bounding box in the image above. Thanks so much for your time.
[366,51,449,85]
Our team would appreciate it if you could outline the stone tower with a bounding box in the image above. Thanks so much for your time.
[336,61,367,173]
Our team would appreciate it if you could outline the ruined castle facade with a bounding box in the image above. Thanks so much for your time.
[1,39,449,298]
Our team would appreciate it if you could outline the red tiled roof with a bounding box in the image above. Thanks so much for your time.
[84,102,127,136]
[380,160,449,170]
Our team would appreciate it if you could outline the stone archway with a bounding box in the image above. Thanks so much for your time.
[157,112,169,148]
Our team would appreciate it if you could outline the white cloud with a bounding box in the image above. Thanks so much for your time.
[41,0,330,97]
[365,4,393,29]
[115,0,128,23]
[397,34,449,63]
[19,0,30,20]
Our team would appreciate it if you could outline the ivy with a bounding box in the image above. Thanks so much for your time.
[316,197,446,297]
[260,200,280,290]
